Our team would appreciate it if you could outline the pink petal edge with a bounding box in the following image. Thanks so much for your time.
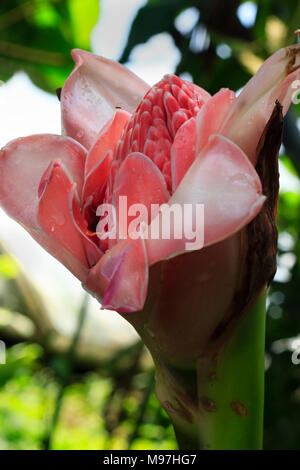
[61,49,150,149]
[146,134,265,265]
[0,134,86,229]
[38,161,88,269]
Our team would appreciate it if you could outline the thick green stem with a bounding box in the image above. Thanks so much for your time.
[155,294,266,450]
[197,293,266,450]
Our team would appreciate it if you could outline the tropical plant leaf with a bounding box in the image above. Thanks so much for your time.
[0,0,100,93]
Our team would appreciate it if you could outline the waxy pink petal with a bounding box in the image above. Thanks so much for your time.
[61,49,150,149]
[146,135,265,265]
[196,88,235,154]
[0,134,86,229]
[101,238,148,312]
[82,150,112,221]
[171,117,197,191]
[38,161,88,268]
[84,237,148,313]
[85,110,131,174]
[221,43,300,163]
[113,152,169,240]
[69,185,103,267]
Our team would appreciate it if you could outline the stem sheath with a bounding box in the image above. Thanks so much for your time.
[169,293,266,450]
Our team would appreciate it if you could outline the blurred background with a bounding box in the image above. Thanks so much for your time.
[0,0,299,450]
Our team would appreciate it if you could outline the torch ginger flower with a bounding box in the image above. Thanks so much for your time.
[1,46,299,317]
[0,45,299,446]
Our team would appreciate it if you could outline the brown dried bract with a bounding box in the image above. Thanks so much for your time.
[245,101,282,304]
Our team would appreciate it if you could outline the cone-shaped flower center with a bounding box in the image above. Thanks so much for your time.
[92,75,208,252]
[108,74,207,195]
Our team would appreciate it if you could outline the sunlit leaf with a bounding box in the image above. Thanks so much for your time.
[0,254,19,279]
[280,155,299,177]
[68,0,100,49]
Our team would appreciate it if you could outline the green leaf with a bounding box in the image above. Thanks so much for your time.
[0,254,19,279]
[68,0,100,49]
[33,2,61,28]
[0,0,100,93]
[280,155,299,177]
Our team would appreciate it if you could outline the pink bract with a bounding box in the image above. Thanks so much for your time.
[0,45,299,313]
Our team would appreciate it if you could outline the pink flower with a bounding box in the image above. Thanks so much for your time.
[0,45,299,342]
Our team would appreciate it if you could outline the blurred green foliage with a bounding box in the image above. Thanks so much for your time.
[0,0,99,91]
[0,343,176,450]
[264,187,300,449]
[0,0,300,451]
[0,254,19,279]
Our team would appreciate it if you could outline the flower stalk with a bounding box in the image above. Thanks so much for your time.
[196,292,266,450]
[131,293,266,450]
